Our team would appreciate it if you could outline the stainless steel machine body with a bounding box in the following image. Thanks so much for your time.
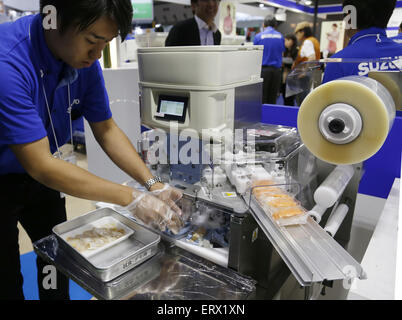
[134,49,368,299]
[137,122,365,299]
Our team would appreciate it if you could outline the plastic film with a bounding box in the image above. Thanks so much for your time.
[297,76,396,165]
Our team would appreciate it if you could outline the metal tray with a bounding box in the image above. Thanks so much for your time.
[60,216,134,258]
[53,207,161,282]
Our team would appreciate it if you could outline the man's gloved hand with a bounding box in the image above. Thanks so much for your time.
[123,189,183,234]
[150,183,183,216]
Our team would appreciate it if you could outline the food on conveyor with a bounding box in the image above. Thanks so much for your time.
[66,225,127,253]
[267,197,299,208]
[252,179,276,188]
[252,180,283,196]
[271,207,305,221]
[252,180,307,226]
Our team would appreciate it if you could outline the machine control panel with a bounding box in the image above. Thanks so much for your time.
[155,95,188,123]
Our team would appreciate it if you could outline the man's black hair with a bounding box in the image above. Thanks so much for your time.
[343,0,396,29]
[264,16,278,28]
[40,0,133,41]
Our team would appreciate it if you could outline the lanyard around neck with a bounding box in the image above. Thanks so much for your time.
[40,70,74,159]
[30,21,75,159]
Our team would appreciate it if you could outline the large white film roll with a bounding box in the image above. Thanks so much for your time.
[369,72,401,111]
[298,76,396,165]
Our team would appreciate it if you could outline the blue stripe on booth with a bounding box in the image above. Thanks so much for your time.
[20,251,92,300]
[268,0,402,12]
[318,5,343,14]
[267,0,315,13]
[261,104,402,199]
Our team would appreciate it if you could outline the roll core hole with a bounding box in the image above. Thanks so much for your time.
[328,119,346,134]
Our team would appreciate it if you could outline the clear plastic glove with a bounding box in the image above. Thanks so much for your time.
[150,183,183,216]
[123,189,183,234]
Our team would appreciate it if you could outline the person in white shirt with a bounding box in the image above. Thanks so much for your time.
[292,21,321,105]
[293,21,321,69]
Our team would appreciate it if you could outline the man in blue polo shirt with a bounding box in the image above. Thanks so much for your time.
[254,16,285,104]
[0,1,183,300]
[323,0,402,83]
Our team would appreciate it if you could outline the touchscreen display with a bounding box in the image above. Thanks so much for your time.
[159,100,185,117]
[156,95,188,123]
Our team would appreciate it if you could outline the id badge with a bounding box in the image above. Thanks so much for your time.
[59,152,77,198]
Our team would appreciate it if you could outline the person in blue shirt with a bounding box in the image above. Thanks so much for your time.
[323,0,402,83]
[0,0,182,300]
[391,22,402,44]
[254,16,285,104]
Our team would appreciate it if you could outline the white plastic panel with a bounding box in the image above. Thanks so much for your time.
[137,45,263,87]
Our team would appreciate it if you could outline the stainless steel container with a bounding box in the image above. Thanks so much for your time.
[53,207,160,282]
[99,249,164,300]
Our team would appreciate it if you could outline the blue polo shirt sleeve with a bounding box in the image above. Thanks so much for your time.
[81,61,112,123]
[0,60,47,145]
